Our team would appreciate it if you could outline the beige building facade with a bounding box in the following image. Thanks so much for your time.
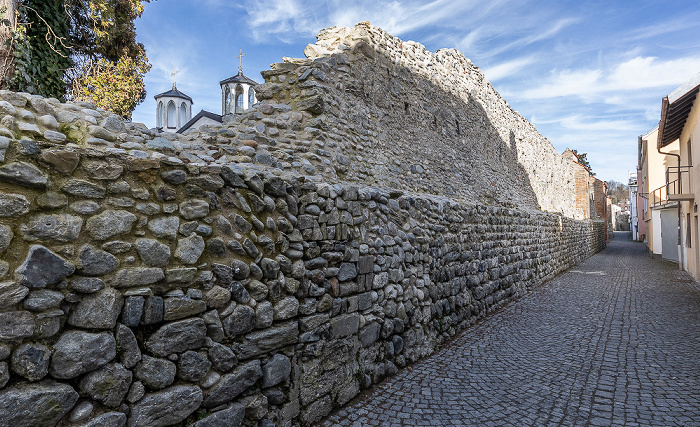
[656,72,700,277]
[639,126,680,260]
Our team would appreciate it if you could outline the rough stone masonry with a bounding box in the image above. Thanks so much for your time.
[0,22,604,427]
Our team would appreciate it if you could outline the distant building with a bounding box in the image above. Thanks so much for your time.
[154,52,259,134]
[629,170,639,240]
[562,148,609,239]
[638,126,680,261]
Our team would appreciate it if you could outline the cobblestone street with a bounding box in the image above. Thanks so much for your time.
[321,232,700,426]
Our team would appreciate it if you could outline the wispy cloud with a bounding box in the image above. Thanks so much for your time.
[482,56,536,82]
[520,56,700,101]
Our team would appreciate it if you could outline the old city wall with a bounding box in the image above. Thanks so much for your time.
[0,23,605,427]
[256,23,583,217]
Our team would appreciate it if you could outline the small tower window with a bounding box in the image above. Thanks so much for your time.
[167,101,176,128]
[235,85,244,113]
[224,86,231,114]
[179,102,187,127]
[248,88,255,108]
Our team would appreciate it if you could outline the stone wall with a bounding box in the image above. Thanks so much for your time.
[255,22,583,217]
[0,22,606,427]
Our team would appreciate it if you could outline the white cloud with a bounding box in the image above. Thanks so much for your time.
[521,55,700,101]
[482,56,536,82]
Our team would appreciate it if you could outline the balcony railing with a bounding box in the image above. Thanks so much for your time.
[648,165,694,207]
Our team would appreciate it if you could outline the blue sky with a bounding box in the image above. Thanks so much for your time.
[131,0,700,184]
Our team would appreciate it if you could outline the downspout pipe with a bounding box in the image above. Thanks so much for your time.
[658,96,683,270]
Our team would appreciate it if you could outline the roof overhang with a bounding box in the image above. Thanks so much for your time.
[658,72,700,149]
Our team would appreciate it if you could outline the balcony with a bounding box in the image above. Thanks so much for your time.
[648,166,694,207]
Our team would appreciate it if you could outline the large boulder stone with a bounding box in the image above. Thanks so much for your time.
[222,305,255,337]
[20,213,82,242]
[273,296,299,320]
[15,245,75,288]
[0,161,48,188]
[49,330,116,379]
[174,233,205,264]
[121,296,144,327]
[177,350,211,382]
[208,342,237,372]
[0,381,78,427]
[134,355,176,390]
[0,224,12,252]
[78,244,119,275]
[116,324,141,369]
[144,318,207,357]
[0,311,34,339]
[11,342,51,381]
[192,403,245,427]
[68,287,123,329]
[163,297,207,321]
[0,281,29,309]
[128,385,202,427]
[62,179,106,198]
[79,362,132,407]
[238,321,299,359]
[23,289,64,311]
[86,210,137,240]
[112,268,164,288]
[81,412,127,427]
[179,199,209,219]
[262,354,291,388]
[134,238,171,267]
[146,216,179,240]
[0,193,30,217]
[203,360,262,408]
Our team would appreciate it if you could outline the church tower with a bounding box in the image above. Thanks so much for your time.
[154,72,193,132]
[220,49,258,115]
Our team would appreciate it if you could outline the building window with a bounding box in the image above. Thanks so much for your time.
[688,138,693,166]
[224,86,231,114]
[248,88,255,107]
[157,102,163,127]
[235,85,244,113]
[179,102,187,127]
[167,101,176,128]
[687,213,692,248]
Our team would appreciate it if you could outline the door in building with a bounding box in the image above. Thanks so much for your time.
[660,208,679,262]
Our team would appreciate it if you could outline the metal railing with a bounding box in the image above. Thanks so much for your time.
[648,179,678,207]
[647,165,693,207]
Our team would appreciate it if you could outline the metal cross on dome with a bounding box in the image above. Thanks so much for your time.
[236,49,246,73]
[170,67,180,89]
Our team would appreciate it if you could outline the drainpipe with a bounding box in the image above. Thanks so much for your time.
[658,96,683,270]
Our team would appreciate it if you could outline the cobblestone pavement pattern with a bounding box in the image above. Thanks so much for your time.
[321,232,700,426]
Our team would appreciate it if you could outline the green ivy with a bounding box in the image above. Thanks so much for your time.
[9,0,72,100]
